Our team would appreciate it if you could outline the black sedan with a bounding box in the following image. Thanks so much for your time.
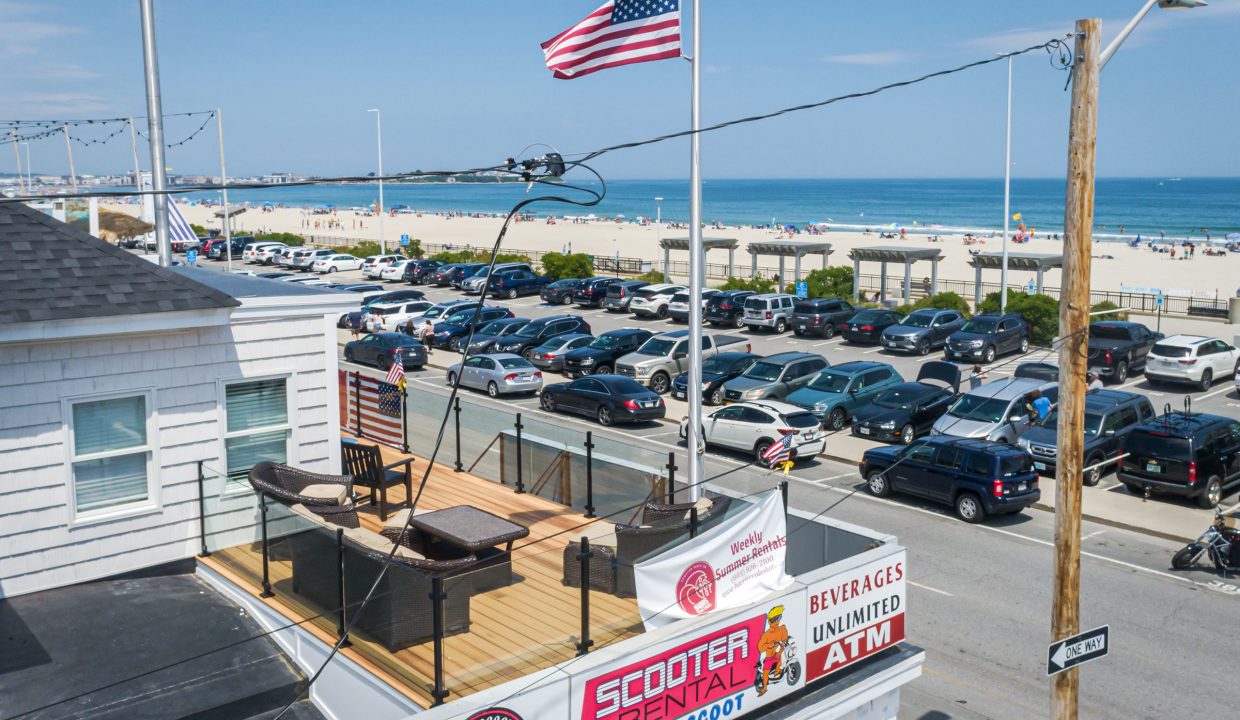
[850,360,960,444]
[463,318,530,354]
[540,278,586,305]
[343,332,427,370]
[670,351,761,405]
[540,376,666,426]
[841,309,904,345]
[426,307,513,350]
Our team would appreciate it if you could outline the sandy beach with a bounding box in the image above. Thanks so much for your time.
[110,201,1240,299]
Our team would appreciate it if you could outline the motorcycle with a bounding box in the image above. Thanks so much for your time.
[753,639,802,692]
[1172,508,1240,574]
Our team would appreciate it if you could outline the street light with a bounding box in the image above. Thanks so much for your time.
[367,108,385,254]
[21,142,31,189]
[655,196,665,280]
[1000,54,1013,313]
[1100,0,1207,68]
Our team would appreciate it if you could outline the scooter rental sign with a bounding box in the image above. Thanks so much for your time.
[804,551,907,682]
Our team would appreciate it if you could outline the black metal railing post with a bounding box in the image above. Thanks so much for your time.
[430,576,449,705]
[453,396,463,472]
[584,431,596,518]
[780,480,789,515]
[689,506,700,538]
[577,537,594,656]
[514,413,526,494]
[353,372,362,437]
[196,460,210,557]
[666,452,677,503]
[335,528,351,647]
[259,492,273,598]
[401,385,410,453]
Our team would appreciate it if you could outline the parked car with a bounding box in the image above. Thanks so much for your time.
[426,307,514,350]
[601,280,650,312]
[791,298,857,339]
[273,247,300,267]
[881,308,967,355]
[944,312,1030,363]
[402,300,479,336]
[786,361,904,430]
[364,300,434,332]
[1014,362,1059,381]
[541,278,586,305]
[462,318,530,355]
[463,262,535,295]
[205,237,246,260]
[721,352,829,403]
[671,351,761,405]
[667,289,719,323]
[616,330,752,395]
[628,283,687,319]
[343,332,428,370]
[1019,389,1154,486]
[562,328,654,378]
[851,361,962,444]
[362,254,405,279]
[540,375,666,426]
[380,259,411,282]
[295,248,335,270]
[446,354,542,398]
[1118,410,1240,507]
[491,315,592,359]
[861,437,1041,522]
[243,242,285,264]
[572,276,622,308]
[256,272,293,280]
[526,333,594,372]
[284,247,314,268]
[447,263,488,289]
[1087,321,1163,384]
[931,377,1059,443]
[404,258,445,284]
[704,290,757,329]
[841,308,905,345]
[742,293,797,333]
[313,254,363,274]
[488,269,551,299]
[1144,335,1240,391]
[681,400,825,462]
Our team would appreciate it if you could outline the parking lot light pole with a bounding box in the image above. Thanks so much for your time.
[368,108,385,254]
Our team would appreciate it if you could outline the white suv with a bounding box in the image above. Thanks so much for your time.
[1145,335,1240,391]
[362,254,405,279]
[628,283,686,319]
[296,248,334,270]
[680,400,825,463]
[243,242,284,264]
[365,300,434,332]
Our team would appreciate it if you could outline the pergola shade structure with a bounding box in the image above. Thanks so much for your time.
[744,240,833,283]
[661,237,740,282]
[966,252,1063,306]
[848,246,943,305]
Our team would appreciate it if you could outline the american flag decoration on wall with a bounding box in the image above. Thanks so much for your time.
[541,0,681,79]
[340,372,405,449]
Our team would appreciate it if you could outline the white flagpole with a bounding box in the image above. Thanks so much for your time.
[217,107,234,272]
[1001,55,1013,312]
[686,0,705,501]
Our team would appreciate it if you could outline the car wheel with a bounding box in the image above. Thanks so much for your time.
[595,365,612,375]
[899,424,915,445]
[827,407,847,431]
[867,470,891,497]
[1200,476,1223,508]
[1199,368,1213,392]
[917,339,930,356]
[449,336,463,352]
[754,440,774,464]
[522,349,536,362]
[327,266,336,273]
[733,314,745,329]
[507,288,518,300]
[447,372,457,386]
[1114,360,1129,384]
[377,355,390,371]
[983,345,997,363]
[656,305,668,319]
[650,372,670,395]
[823,323,836,339]
[562,295,573,305]
[344,348,354,362]
[541,393,557,411]
[1083,454,1103,486]
[793,326,805,337]
[597,406,614,426]
[1019,336,1029,353]
[487,381,500,398]
[774,318,787,333]
[710,387,725,405]
[955,492,986,523]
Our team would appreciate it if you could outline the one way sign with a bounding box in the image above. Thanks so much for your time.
[1047,625,1109,676]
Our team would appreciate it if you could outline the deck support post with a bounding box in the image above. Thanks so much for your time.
[666,452,677,503]
[577,537,594,656]
[514,413,525,494]
[196,460,210,557]
[259,492,273,598]
[453,396,463,472]
[335,528,351,647]
[584,432,596,518]
[689,506,700,538]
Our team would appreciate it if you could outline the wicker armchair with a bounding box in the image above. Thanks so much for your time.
[248,461,359,528]
[562,519,692,597]
[641,495,732,528]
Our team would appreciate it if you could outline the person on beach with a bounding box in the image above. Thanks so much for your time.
[969,365,988,390]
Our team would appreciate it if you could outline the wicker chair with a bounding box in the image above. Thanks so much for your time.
[562,519,692,597]
[248,461,359,528]
[341,440,414,521]
[641,495,733,528]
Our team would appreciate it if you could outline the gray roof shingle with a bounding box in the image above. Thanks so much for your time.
[0,202,239,325]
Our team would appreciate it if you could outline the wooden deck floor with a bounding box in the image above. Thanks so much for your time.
[202,439,644,708]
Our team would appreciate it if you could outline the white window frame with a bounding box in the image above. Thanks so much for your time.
[64,388,160,526]
[219,373,296,492]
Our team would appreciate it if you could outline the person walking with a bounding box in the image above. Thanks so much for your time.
[969,364,989,390]
[349,310,363,340]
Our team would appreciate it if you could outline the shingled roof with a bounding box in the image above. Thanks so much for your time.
[0,202,238,325]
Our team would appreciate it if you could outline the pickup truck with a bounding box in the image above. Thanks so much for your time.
[1087,321,1163,383]
[615,329,751,394]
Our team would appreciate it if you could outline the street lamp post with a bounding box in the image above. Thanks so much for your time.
[1000,55,1013,313]
[656,196,666,281]
[367,108,385,254]
[1101,0,1207,69]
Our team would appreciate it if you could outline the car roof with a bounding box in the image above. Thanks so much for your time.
[614,280,648,287]
[715,289,755,296]
[591,374,648,390]
[603,327,650,337]
[370,332,421,342]
[964,377,1057,400]
[477,352,525,361]
[922,436,1028,457]
[969,311,1022,319]
[715,351,760,360]
[639,283,683,292]
[1133,411,1232,437]
[1090,320,1143,329]
[750,293,794,299]
[1082,389,1147,411]
[527,314,581,325]
[737,400,814,416]
[540,333,592,345]
[760,351,822,364]
[1156,334,1213,346]
[822,360,888,374]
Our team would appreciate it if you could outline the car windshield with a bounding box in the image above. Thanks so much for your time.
[638,338,676,356]
[901,313,936,328]
[744,361,783,382]
[743,297,766,309]
[589,334,622,349]
[442,313,474,325]
[515,324,542,338]
[851,309,887,322]
[1152,343,1191,358]
[424,305,461,319]
[479,321,508,335]
[961,318,999,334]
[947,395,1010,423]
[1038,409,1103,436]
[498,358,534,370]
[1130,431,1192,460]
[783,412,820,428]
[873,387,930,409]
[807,371,850,393]
[703,355,743,374]
[1091,325,1132,340]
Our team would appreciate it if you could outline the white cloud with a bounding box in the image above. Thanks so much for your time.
[6,93,112,115]
[821,51,910,66]
[960,24,1075,55]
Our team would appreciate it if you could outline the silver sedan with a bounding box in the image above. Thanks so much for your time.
[446,353,543,397]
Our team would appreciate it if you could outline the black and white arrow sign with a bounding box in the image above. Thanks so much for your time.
[1047,625,1109,676]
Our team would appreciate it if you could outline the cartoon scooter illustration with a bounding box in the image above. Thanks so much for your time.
[754,605,801,696]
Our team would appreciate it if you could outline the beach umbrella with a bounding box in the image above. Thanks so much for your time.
[1226,233,1240,240]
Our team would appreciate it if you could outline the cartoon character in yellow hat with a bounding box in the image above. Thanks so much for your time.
[756,605,788,696]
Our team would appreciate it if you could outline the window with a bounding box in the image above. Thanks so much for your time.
[965,452,992,476]
[224,379,290,486]
[936,447,962,470]
[712,406,745,421]
[906,445,936,465]
[740,408,774,424]
[70,394,153,516]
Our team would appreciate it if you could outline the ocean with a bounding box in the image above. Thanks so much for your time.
[176,177,1239,242]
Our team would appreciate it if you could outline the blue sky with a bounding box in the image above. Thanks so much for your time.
[3,0,1238,179]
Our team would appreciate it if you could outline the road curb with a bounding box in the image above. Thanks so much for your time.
[1029,502,1194,544]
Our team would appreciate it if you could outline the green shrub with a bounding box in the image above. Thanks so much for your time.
[719,276,776,293]
[541,252,595,281]
[638,269,667,283]
[333,240,381,258]
[1090,300,1128,322]
[978,289,1026,314]
[403,238,424,259]
[430,249,477,263]
[1006,292,1060,345]
[254,231,305,247]
[190,223,209,236]
[783,266,854,299]
[429,248,531,265]
[912,291,971,318]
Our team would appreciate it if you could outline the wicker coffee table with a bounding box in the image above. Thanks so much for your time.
[409,506,530,590]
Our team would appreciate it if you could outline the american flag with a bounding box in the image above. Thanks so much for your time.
[541,0,681,80]
[386,351,406,387]
[341,372,405,448]
[761,432,794,467]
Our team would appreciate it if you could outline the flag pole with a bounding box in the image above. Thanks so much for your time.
[217,107,234,272]
[686,0,704,502]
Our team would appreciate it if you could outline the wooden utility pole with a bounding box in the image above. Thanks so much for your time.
[1052,18,1100,720]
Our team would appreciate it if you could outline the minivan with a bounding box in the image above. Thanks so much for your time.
[931,377,1058,443]
[721,352,828,402]
[1118,411,1240,507]
[743,293,797,333]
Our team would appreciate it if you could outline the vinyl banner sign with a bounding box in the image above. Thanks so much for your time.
[634,490,793,630]
[804,551,907,682]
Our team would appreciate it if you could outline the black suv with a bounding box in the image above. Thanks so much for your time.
[861,436,1041,522]
[1019,389,1154,486]
[492,314,592,359]
[541,278,586,305]
[403,258,444,284]
[562,328,654,378]
[944,312,1030,363]
[1118,411,1240,507]
[573,277,622,308]
[703,290,756,329]
[791,298,856,339]
[671,351,761,405]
